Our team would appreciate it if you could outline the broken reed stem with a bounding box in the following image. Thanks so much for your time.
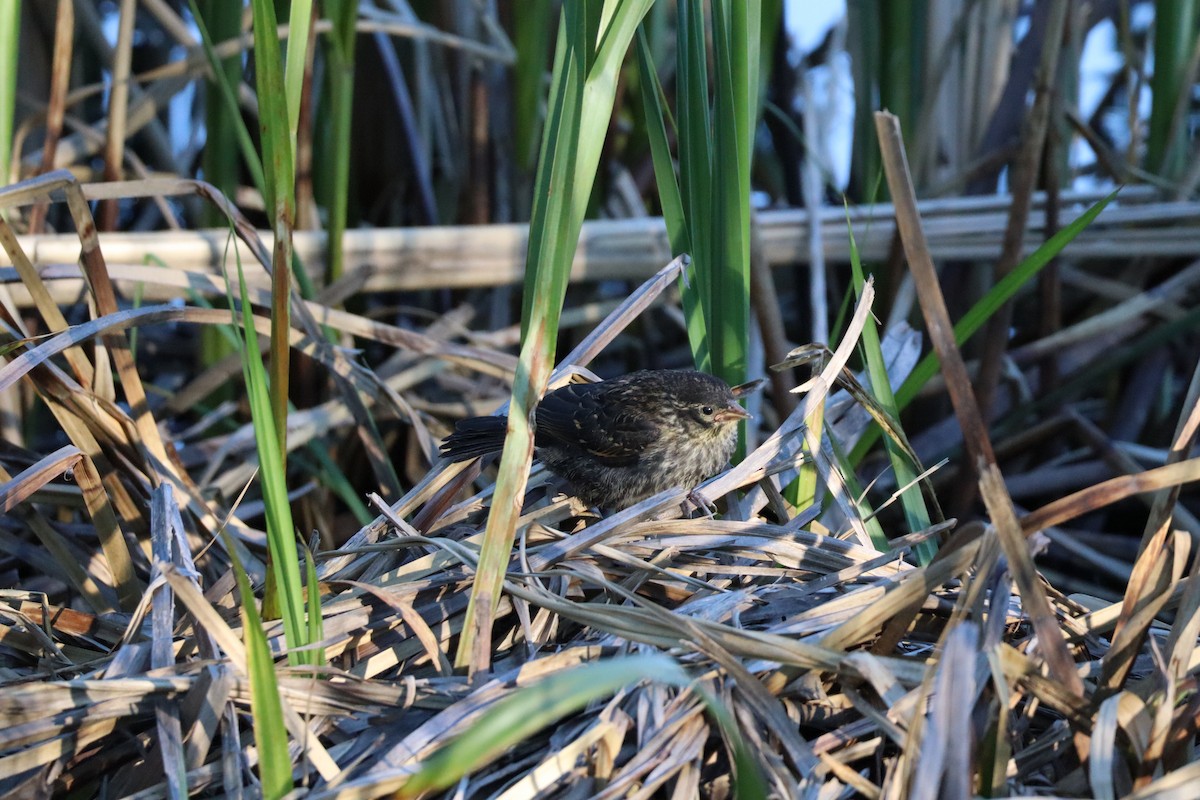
[871,111,995,470]
[874,109,1083,700]
[979,462,1084,698]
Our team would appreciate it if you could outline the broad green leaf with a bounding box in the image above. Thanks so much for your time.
[635,28,707,365]
[457,0,655,672]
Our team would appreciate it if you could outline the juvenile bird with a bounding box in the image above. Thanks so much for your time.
[440,369,750,510]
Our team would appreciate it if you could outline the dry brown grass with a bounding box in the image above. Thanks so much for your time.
[0,171,1198,799]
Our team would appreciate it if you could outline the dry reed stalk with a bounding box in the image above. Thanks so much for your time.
[8,186,1197,298]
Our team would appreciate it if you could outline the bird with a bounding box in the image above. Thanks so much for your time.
[440,369,751,510]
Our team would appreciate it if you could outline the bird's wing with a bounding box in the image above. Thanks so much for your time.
[534,382,657,466]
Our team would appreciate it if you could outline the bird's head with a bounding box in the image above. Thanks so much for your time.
[663,372,751,438]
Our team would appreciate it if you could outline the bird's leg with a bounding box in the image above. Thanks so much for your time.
[684,489,718,518]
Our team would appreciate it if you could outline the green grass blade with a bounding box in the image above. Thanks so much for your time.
[789,398,824,514]
[320,0,357,283]
[298,443,373,526]
[846,204,935,562]
[190,0,266,201]
[225,534,294,799]
[403,655,687,796]
[757,0,782,109]
[664,1,762,390]
[635,27,707,362]
[849,189,1119,465]
[403,654,765,798]
[1147,0,1200,178]
[676,0,714,371]
[463,7,587,673]
[847,1,923,198]
[706,0,755,387]
[514,0,554,172]
[826,426,890,551]
[729,0,762,182]
[895,189,1119,408]
[635,31,687,253]
[0,1,20,186]
[576,2,655,221]
[227,249,313,667]
[516,10,578,336]
[249,0,297,447]
[694,687,771,800]
[457,0,654,673]
[303,540,325,666]
[283,0,314,154]
[237,269,309,664]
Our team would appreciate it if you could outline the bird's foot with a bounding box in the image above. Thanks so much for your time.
[684,490,717,518]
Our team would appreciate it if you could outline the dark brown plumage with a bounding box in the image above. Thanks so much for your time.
[440,369,750,509]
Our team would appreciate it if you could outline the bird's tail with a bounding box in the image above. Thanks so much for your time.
[440,415,509,461]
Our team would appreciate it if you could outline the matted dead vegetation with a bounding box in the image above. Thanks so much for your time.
[0,168,1198,800]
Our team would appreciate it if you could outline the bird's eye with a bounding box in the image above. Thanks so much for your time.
[701,405,715,416]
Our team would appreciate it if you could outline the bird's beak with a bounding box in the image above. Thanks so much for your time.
[714,403,752,423]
